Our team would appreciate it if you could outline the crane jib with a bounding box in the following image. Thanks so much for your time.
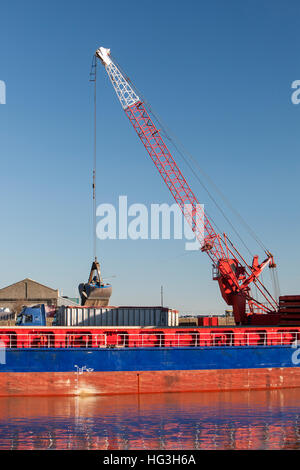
[96,46,278,324]
[124,100,225,261]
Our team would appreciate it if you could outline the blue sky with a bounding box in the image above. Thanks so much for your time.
[0,0,299,314]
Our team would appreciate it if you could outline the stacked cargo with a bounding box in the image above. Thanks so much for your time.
[278,296,300,325]
[179,316,220,327]
[197,316,219,327]
[178,317,198,326]
[55,306,179,327]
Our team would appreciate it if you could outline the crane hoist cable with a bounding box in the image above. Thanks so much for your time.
[90,55,97,261]
[77,55,113,309]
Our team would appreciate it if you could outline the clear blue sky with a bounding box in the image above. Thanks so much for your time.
[0,0,299,314]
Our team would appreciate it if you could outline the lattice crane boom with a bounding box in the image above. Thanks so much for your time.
[96,46,277,324]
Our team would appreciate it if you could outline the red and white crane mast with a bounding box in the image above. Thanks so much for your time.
[96,46,277,324]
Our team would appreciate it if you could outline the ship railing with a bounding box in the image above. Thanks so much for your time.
[0,331,299,348]
[107,331,300,348]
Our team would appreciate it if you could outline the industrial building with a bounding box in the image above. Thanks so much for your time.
[0,278,78,314]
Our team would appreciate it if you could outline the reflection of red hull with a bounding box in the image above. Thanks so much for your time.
[0,389,299,450]
[1,368,300,397]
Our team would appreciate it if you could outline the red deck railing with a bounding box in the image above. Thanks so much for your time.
[0,327,299,349]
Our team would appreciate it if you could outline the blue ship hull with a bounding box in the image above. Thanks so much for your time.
[0,345,299,396]
[0,345,298,372]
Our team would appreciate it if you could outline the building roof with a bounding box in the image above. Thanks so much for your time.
[0,278,58,292]
[0,278,59,301]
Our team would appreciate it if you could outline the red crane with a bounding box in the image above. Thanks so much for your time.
[95,46,279,325]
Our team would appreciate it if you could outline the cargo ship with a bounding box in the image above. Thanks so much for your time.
[0,323,300,396]
[0,46,298,397]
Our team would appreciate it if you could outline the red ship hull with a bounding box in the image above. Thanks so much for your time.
[0,368,300,397]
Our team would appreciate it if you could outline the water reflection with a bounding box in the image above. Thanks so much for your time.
[0,389,300,449]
